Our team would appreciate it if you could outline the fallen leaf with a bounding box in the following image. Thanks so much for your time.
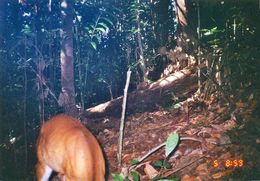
[181,174,197,181]
[222,119,237,130]
[189,149,203,156]
[202,141,215,150]
[236,100,246,108]
[212,170,233,179]
[218,134,231,145]
[197,127,214,137]
[205,138,218,145]
[220,152,232,160]
[211,133,221,139]
[211,124,224,132]
[216,107,226,114]
[196,163,208,175]
[103,129,114,138]
[185,128,198,135]
[144,163,159,179]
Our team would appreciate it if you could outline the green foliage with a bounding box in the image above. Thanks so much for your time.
[200,4,260,100]
[173,103,181,109]
[201,27,224,49]
[1,0,259,180]
[130,171,140,181]
[90,41,97,50]
[130,159,139,166]
[165,133,179,157]
[153,160,172,169]
[21,25,34,36]
[153,179,179,181]
[84,15,114,50]
[112,173,126,181]
[112,133,179,179]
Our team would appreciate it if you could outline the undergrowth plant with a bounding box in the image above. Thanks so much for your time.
[112,133,179,180]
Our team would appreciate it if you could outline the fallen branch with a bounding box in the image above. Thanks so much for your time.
[118,69,131,166]
[85,68,197,118]
[163,155,205,177]
[128,136,203,171]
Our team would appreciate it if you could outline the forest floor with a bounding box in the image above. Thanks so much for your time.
[85,91,260,180]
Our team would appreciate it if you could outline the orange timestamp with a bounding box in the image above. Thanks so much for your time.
[212,159,244,168]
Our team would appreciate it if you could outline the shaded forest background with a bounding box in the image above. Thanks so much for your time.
[0,0,259,180]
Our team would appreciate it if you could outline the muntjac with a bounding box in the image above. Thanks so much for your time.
[36,114,105,181]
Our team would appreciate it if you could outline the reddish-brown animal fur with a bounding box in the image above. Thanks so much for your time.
[36,114,105,181]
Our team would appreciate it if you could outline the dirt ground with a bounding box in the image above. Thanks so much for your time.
[85,95,260,180]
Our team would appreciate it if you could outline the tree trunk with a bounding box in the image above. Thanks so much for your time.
[58,0,77,116]
[0,49,3,181]
[85,68,198,118]
[157,0,171,46]
[136,0,147,82]
[175,0,196,52]
[0,0,5,177]
[0,58,3,179]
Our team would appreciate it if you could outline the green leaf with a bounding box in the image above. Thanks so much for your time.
[95,35,102,42]
[111,173,125,181]
[91,42,97,50]
[130,171,140,181]
[132,28,140,34]
[21,25,32,33]
[98,22,109,29]
[129,159,139,166]
[162,160,172,169]
[86,29,93,34]
[129,15,137,22]
[165,133,179,157]
[100,17,114,26]
[173,103,181,109]
[96,27,106,33]
[156,179,179,181]
[153,160,163,168]
[153,160,172,169]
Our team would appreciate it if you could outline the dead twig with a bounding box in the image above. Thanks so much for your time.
[118,68,132,166]
[128,136,203,171]
[163,155,205,177]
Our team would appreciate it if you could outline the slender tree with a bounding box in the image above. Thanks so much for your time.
[175,0,196,52]
[0,0,5,177]
[58,0,77,116]
[136,0,147,82]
